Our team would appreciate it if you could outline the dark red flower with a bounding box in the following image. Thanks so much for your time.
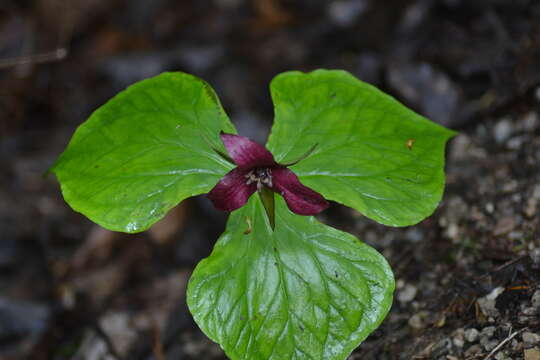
[207,133,329,216]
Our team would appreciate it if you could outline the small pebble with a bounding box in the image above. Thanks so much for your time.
[398,284,418,303]
[432,338,452,356]
[465,328,480,342]
[507,136,524,150]
[449,134,471,160]
[533,184,540,199]
[446,223,459,239]
[453,337,464,348]
[494,118,513,143]
[482,339,499,351]
[481,326,497,338]
[523,332,540,347]
[409,312,428,330]
[477,289,504,318]
[523,307,538,316]
[404,228,423,243]
[328,0,368,27]
[532,290,540,308]
[465,344,483,356]
[530,249,540,267]
[519,314,531,324]
[503,180,518,193]
[522,112,538,131]
[509,230,524,240]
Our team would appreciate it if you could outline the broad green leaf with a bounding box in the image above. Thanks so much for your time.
[267,69,456,227]
[51,72,236,232]
[187,196,394,360]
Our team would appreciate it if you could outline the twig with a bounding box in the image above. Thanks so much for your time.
[491,256,528,273]
[477,255,528,280]
[0,48,68,69]
[483,328,527,360]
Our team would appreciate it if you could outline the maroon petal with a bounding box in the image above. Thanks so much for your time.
[271,167,329,215]
[207,168,256,212]
[221,133,276,169]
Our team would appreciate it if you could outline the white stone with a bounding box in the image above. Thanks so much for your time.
[522,112,539,131]
[532,184,540,199]
[482,339,499,351]
[523,332,540,347]
[408,312,427,329]
[398,284,417,303]
[532,290,540,308]
[453,337,464,348]
[481,326,497,338]
[486,287,505,301]
[494,118,513,143]
[465,328,480,342]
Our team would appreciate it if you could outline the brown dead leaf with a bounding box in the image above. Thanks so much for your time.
[525,348,540,360]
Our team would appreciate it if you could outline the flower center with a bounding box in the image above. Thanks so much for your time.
[245,168,273,192]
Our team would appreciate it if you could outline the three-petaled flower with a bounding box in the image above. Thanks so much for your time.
[207,133,329,216]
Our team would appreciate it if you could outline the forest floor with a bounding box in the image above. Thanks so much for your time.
[1,0,539,359]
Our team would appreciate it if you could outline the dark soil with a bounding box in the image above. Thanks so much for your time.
[1,1,539,359]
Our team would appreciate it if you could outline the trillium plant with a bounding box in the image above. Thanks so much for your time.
[51,70,455,360]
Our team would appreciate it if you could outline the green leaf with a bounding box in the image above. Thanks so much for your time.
[187,196,394,360]
[267,69,456,227]
[51,72,236,232]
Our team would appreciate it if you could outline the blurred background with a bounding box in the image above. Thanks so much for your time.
[1,0,539,359]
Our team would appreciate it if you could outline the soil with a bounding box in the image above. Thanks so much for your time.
[0,0,539,359]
